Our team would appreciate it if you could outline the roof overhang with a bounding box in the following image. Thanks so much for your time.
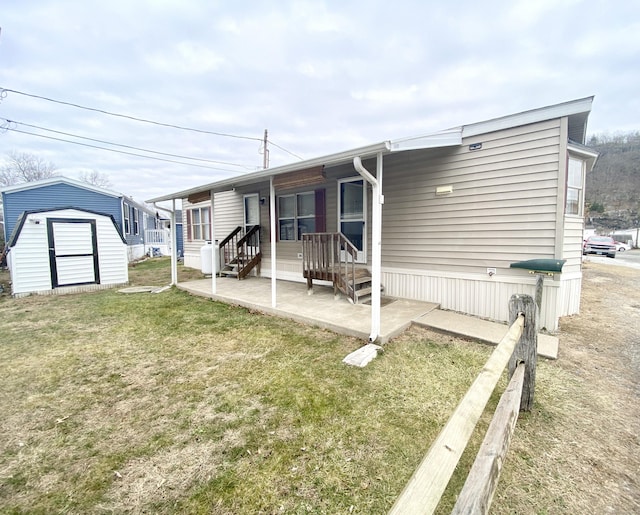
[147,140,392,203]
[568,141,599,170]
[462,96,594,140]
[147,96,595,204]
[389,128,462,151]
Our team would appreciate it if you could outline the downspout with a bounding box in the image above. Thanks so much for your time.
[353,154,384,343]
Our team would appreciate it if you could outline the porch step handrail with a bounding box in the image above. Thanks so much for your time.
[302,232,359,303]
[236,225,261,279]
[219,225,261,280]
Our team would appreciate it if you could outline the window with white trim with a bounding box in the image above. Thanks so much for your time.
[189,207,211,240]
[278,191,316,241]
[566,157,584,215]
[132,207,139,235]
[124,203,131,234]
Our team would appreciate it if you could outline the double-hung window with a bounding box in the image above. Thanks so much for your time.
[132,208,139,235]
[189,207,211,240]
[566,157,584,215]
[123,203,131,234]
[278,191,318,241]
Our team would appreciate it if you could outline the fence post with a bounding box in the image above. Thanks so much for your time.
[508,294,538,411]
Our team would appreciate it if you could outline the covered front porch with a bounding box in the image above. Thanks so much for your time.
[176,275,438,344]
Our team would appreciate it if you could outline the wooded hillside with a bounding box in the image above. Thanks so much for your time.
[585,131,640,231]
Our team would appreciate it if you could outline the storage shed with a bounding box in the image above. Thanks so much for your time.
[6,207,129,296]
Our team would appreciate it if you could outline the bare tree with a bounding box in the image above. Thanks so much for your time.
[79,169,112,189]
[0,151,58,187]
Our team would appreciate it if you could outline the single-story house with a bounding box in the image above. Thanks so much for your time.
[5,207,128,296]
[1,176,163,262]
[149,97,598,335]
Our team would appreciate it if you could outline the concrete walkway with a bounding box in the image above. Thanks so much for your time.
[414,309,558,359]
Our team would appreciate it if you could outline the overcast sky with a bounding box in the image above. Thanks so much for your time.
[1,0,638,207]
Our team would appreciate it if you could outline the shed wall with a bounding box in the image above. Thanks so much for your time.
[9,209,128,296]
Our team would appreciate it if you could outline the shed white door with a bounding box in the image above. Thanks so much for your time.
[47,218,100,288]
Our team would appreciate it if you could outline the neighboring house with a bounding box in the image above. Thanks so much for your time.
[5,207,128,296]
[1,176,161,262]
[150,97,598,333]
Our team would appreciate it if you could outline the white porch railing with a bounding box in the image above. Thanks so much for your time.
[145,229,170,245]
[145,229,171,256]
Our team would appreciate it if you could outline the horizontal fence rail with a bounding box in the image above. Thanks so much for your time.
[390,294,537,515]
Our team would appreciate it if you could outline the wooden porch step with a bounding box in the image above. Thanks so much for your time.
[355,286,372,298]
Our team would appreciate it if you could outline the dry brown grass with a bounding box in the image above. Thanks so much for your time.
[0,259,638,513]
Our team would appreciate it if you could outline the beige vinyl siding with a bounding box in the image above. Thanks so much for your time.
[562,216,585,274]
[381,119,562,274]
[182,191,243,268]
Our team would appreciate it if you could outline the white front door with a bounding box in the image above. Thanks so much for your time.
[338,178,366,263]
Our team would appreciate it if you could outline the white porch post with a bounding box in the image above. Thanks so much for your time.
[170,199,178,285]
[210,189,217,295]
[270,177,277,308]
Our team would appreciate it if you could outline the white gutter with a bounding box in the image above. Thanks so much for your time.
[353,154,383,343]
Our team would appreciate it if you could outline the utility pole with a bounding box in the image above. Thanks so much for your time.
[262,129,269,169]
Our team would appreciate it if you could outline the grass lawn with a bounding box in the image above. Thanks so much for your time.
[0,259,522,513]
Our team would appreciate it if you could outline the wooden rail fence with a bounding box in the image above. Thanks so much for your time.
[390,293,538,514]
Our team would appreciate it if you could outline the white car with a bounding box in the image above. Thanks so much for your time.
[615,241,631,252]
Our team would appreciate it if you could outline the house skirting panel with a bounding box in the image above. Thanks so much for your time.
[127,244,146,262]
[381,268,582,332]
[184,252,201,270]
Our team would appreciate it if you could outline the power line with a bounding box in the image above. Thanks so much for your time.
[1,87,262,142]
[1,117,256,170]
[1,87,306,160]
[268,140,304,160]
[4,126,248,174]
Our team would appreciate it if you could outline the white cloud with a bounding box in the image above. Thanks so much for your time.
[0,0,637,205]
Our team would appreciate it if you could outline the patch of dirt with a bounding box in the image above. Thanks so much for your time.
[504,262,640,513]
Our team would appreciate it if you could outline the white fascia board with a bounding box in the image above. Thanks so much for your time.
[567,143,599,159]
[147,140,391,203]
[568,142,599,169]
[462,96,594,138]
[389,128,462,151]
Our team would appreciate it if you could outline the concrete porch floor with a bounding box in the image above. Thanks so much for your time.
[176,276,558,358]
[177,276,438,344]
